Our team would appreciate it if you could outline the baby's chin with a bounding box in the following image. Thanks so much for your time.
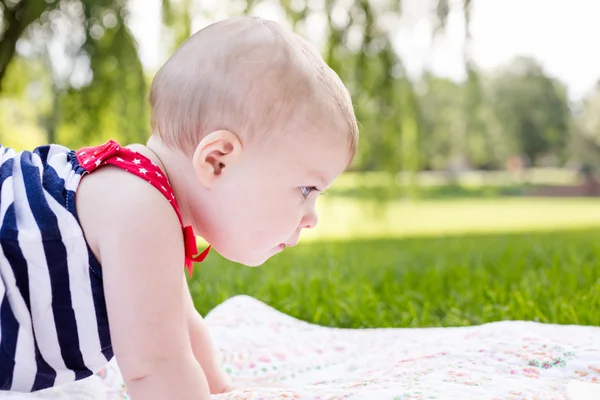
[225,245,285,267]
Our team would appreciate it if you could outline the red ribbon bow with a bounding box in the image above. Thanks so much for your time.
[183,225,211,277]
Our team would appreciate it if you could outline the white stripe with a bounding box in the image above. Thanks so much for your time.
[0,248,5,351]
[0,175,14,354]
[12,152,75,386]
[45,145,82,193]
[45,192,106,373]
[0,172,15,230]
[45,145,69,161]
[0,247,38,393]
[0,146,15,164]
[0,169,37,391]
[0,272,4,346]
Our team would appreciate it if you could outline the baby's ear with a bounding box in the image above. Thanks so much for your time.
[192,130,242,188]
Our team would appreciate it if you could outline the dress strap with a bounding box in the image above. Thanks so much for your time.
[76,140,210,276]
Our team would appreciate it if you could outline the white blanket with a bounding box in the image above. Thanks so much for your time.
[1,295,599,399]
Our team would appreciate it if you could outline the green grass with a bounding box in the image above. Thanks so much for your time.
[190,174,600,329]
[190,228,600,328]
[293,169,600,240]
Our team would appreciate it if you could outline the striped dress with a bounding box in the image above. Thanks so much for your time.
[0,140,210,392]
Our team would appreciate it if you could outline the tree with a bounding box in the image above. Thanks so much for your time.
[0,0,52,90]
[418,74,466,170]
[489,57,570,165]
[1,0,147,146]
[1,0,476,170]
[571,81,600,170]
[161,0,192,51]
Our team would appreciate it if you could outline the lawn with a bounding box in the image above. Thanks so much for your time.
[190,176,600,329]
[301,170,600,240]
[191,229,600,328]
[303,196,600,240]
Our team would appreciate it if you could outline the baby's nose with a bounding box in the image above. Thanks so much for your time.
[301,208,318,229]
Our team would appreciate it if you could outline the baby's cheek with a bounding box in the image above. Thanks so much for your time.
[261,208,296,236]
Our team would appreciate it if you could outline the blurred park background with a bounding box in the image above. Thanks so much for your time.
[1,0,599,327]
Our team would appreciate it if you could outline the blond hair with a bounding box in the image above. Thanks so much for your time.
[149,16,358,159]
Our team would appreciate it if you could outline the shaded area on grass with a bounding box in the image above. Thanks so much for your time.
[190,228,600,329]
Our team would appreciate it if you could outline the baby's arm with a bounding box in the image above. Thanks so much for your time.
[77,168,211,400]
[184,278,235,393]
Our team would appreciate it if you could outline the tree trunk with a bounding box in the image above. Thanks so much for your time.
[0,0,49,92]
[47,85,60,144]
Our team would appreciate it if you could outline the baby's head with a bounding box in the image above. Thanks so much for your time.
[148,16,358,266]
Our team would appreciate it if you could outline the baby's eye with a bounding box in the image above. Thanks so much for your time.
[300,186,318,199]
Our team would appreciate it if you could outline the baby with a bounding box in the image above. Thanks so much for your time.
[0,16,358,399]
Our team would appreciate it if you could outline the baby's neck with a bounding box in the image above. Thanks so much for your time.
[145,136,197,228]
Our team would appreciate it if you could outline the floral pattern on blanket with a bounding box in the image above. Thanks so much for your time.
[96,295,599,400]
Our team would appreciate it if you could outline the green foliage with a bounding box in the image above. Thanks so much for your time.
[161,0,192,51]
[489,57,570,165]
[418,75,468,170]
[1,0,148,147]
[0,0,56,87]
[0,0,586,172]
[58,2,148,147]
[190,228,600,327]
[570,83,600,172]
[0,56,51,146]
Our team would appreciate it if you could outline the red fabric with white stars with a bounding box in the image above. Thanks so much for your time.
[75,139,210,276]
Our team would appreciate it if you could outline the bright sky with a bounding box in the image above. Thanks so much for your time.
[127,0,600,101]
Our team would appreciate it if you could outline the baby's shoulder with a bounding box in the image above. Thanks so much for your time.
[75,163,181,261]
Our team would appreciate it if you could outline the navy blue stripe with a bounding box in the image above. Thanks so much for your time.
[0,157,14,217]
[42,165,67,210]
[0,153,17,390]
[1,205,30,311]
[0,291,18,390]
[0,156,14,188]
[67,150,88,177]
[33,146,67,209]
[1,205,58,390]
[0,209,57,390]
[65,189,77,222]
[89,254,112,361]
[32,146,50,166]
[65,152,112,361]
[0,157,16,242]
[63,153,112,360]
[20,153,91,380]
